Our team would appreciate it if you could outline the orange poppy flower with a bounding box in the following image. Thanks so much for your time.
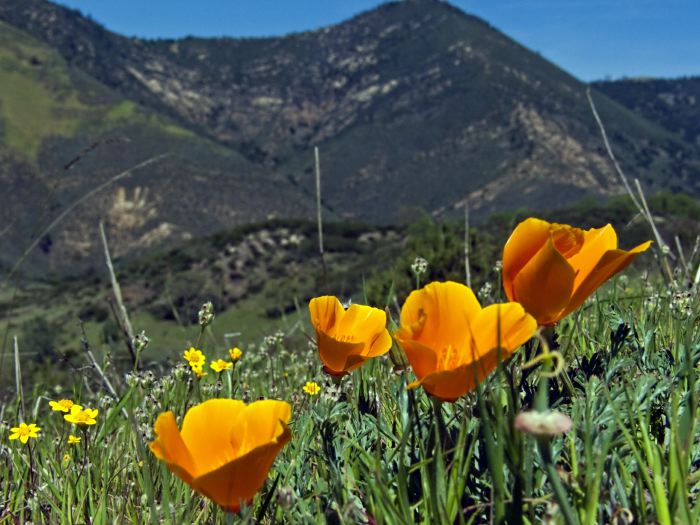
[308,296,392,376]
[395,281,536,402]
[149,399,291,513]
[502,218,651,325]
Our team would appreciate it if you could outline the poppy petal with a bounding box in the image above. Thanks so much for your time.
[191,422,292,513]
[399,281,479,351]
[395,336,439,381]
[341,353,372,373]
[472,302,537,357]
[562,241,652,318]
[231,400,292,455]
[338,304,386,340]
[366,329,393,358]
[502,218,553,301]
[180,399,247,474]
[309,296,345,334]
[316,330,366,374]
[408,356,501,402]
[149,412,197,482]
[550,224,585,258]
[567,224,618,290]
[512,237,576,325]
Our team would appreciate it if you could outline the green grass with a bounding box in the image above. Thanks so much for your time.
[103,101,139,123]
[101,100,195,139]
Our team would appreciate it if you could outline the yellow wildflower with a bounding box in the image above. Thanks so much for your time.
[303,381,321,396]
[228,347,243,361]
[210,359,233,373]
[192,364,207,379]
[68,435,81,445]
[64,406,99,426]
[63,453,71,464]
[50,399,81,413]
[183,347,205,368]
[9,423,41,444]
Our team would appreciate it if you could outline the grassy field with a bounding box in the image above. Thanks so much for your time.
[1,212,699,524]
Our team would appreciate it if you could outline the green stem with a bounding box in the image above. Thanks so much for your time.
[132,347,142,373]
[194,326,205,350]
[27,441,35,490]
[226,368,233,398]
[477,385,506,523]
[431,397,448,448]
[508,364,524,525]
[538,434,580,525]
[535,371,580,525]
[534,370,549,413]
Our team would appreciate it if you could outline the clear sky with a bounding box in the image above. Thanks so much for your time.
[53,0,699,82]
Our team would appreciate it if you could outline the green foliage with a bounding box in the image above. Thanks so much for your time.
[1,270,700,523]
[365,213,501,308]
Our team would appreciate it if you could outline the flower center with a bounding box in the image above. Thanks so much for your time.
[334,333,357,343]
[438,344,465,371]
[550,224,584,258]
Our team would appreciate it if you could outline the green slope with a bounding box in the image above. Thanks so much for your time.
[0,19,315,275]
[0,20,195,160]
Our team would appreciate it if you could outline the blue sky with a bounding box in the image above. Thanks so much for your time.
[53,0,699,81]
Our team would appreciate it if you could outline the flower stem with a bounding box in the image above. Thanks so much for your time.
[535,344,580,525]
[477,385,506,523]
[538,428,580,525]
[27,441,36,489]
[431,397,448,448]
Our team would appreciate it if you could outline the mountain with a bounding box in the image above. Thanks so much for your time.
[1,0,699,274]
[593,76,700,146]
[0,17,314,274]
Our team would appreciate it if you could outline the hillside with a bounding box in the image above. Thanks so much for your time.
[594,76,700,146]
[5,190,699,372]
[0,19,314,274]
[0,0,699,274]
[2,221,404,365]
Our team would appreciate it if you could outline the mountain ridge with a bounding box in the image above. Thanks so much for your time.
[594,76,700,146]
[0,0,698,274]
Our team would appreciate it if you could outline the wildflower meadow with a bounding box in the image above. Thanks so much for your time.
[2,214,700,525]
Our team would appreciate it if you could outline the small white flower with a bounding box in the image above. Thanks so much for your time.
[410,256,429,277]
